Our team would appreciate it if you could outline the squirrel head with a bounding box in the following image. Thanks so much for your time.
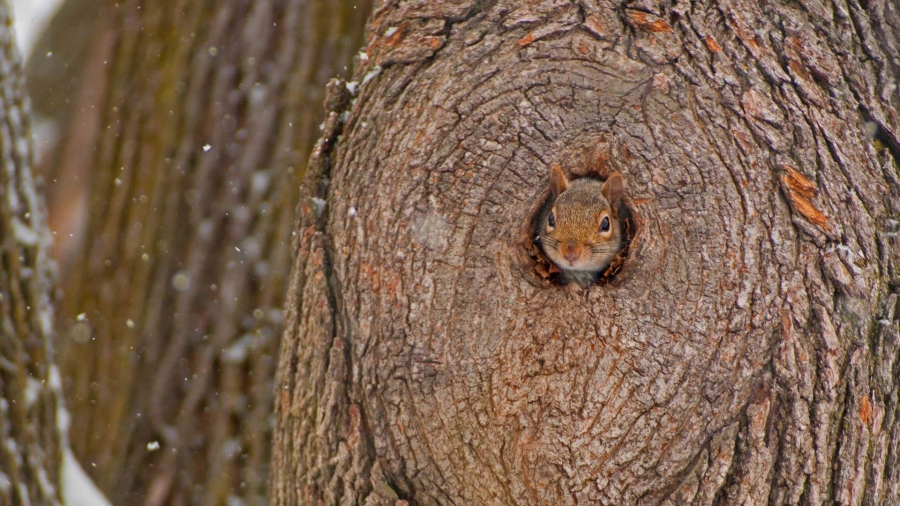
[539,164,624,275]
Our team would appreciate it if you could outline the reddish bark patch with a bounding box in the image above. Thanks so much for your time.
[705,36,722,52]
[519,32,537,46]
[782,165,817,199]
[625,10,673,33]
[781,165,829,230]
[584,15,605,37]
[860,397,873,426]
[733,25,761,55]
[383,22,408,47]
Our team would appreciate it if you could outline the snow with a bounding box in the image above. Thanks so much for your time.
[222,334,253,363]
[62,449,111,506]
[48,365,61,390]
[249,84,268,105]
[9,0,63,57]
[311,197,327,218]
[0,471,10,493]
[361,65,383,86]
[199,219,215,238]
[47,364,111,505]
[220,438,242,459]
[250,171,270,195]
[268,308,283,325]
[33,460,55,503]
[171,271,191,292]
[24,377,42,407]
[834,244,855,257]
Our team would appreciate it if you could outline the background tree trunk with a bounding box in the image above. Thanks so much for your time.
[24,0,108,267]
[271,0,900,504]
[57,1,372,504]
[0,1,63,503]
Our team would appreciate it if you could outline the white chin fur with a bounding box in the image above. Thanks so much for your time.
[548,254,601,272]
[563,262,602,272]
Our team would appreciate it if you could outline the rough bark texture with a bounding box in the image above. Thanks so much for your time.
[271,0,900,504]
[58,1,372,504]
[0,1,63,503]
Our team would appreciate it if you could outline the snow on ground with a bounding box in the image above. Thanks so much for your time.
[9,0,63,57]
[62,449,111,506]
[52,367,112,505]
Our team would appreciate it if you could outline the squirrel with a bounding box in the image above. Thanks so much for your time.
[536,164,624,286]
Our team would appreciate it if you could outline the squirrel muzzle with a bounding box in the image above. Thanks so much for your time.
[561,241,584,265]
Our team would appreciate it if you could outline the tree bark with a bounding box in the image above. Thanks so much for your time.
[0,1,63,503]
[271,0,900,504]
[57,1,372,504]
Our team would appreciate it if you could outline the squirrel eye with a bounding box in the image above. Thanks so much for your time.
[599,216,610,232]
[547,211,556,230]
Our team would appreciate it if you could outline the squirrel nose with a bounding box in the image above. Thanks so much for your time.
[562,242,582,263]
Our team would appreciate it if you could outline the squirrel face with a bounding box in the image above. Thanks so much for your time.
[538,164,624,281]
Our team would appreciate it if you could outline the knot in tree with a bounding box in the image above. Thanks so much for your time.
[271,1,900,505]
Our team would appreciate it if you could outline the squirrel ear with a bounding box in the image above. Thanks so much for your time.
[550,164,569,197]
[601,171,624,206]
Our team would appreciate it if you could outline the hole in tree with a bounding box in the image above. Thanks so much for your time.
[517,165,638,287]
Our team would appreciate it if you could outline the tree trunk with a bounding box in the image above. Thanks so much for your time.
[0,1,63,503]
[270,0,900,504]
[24,0,109,267]
[57,1,372,504]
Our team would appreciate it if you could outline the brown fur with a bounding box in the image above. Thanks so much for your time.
[538,168,624,285]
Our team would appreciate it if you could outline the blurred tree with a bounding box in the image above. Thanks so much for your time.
[0,1,63,503]
[55,0,372,504]
[271,0,900,504]
[24,0,107,267]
